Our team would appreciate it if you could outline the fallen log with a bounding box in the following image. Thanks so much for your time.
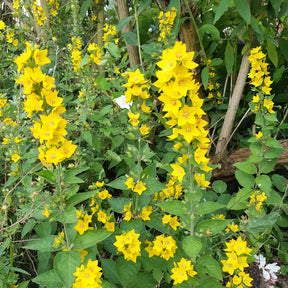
[211,139,288,179]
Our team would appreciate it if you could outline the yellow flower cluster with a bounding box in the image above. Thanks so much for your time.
[69,37,83,73]
[162,214,181,230]
[158,7,177,43]
[125,176,147,195]
[74,210,93,235]
[73,259,102,288]
[145,234,177,260]
[102,24,118,46]
[33,0,47,26]
[155,177,182,200]
[170,258,197,285]
[87,43,102,65]
[0,20,5,30]
[206,60,222,104]
[13,0,20,10]
[221,237,253,288]
[114,229,141,263]
[48,0,60,17]
[155,41,211,184]
[248,46,274,114]
[14,43,77,167]
[249,190,267,212]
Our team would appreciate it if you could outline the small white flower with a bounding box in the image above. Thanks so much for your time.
[254,254,280,282]
[115,95,132,109]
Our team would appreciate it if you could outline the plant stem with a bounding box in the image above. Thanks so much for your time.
[134,3,143,67]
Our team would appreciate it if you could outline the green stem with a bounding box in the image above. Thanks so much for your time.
[64,223,70,249]
[10,237,13,267]
[134,3,143,67]
[182,0,208,65]
[188,144,195,235]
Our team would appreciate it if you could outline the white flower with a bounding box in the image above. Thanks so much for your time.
[115,95,132,109]
[254,254,280,281]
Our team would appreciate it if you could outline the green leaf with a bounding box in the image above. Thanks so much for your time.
[225,42,234,74]
[79,53,89,68]
[116,15,134,31]
[235,170,255,188]
[141,43,161,55]
[66,191,96,207]
[157,200,186,217]
[33,270,61,287]
[73,229,112,250]
[96,75,111,90]
[102,259,121,285]
[267,41,278,67]
[259,158,277,174]
[226,188,253,210]
[127,272,157,288]
[277,215,288,228]
[255,175,272,194]
[182,236,202,261]
[106,42,121,58]
[266,189,282,206]
[54,251,81,288]
[36,170,56,184]
[279,39,288,62]
[80,0,93,20]
[18,281,30,288]
[199,24,220,42]
[107,176,128,190]
[245,212,279,234]
[21,219,36,239]
[195,202,225,215]
[195,219,231,236]
[82,130,93,146]
[250,16,263,42]
[214,0,231,24]
[272,174,286,192]
[116,256,141,287]
[122,32,138,46]
[234,0,251,24]
[54,207,77,224]
[137,0,152,15]
[196,255,223,280]
[273,65,286,83]
[250,142,262,156]
[145,177,166,195]
[106,150,122,163]
[24,235,58,252]
[212,180,227,194]
[146,214,170,234]
[264,147,284,159]
[201,66,209,89]
[197,277,224,288]
[108,198,130,213]
[271,0,281,16]
[64,167,89,179]
[234,162,257,174]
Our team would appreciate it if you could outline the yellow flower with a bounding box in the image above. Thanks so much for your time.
[42,207,51,218]
[33,48,51,66]
[11,153,21,162]
[133,181,147,195]
[255,131,263,140]
[125,177,134,189]
[128,112,140,127]
[0,20,5,30]
[105,221,115,232]
[170,163,185,183]
[4,118,12,125]
[98,189,112,200]
[139,124,150,136]
[263,99,275,113]
[140,206,152,221]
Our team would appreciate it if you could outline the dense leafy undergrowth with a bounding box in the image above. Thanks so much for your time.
[1,0,288,288]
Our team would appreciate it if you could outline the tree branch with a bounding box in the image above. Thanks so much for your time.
[215,54,250,158]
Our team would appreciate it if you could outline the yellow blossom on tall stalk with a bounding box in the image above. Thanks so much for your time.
[103,24,117,46]
[158,7,177,43]
[170,258,197,285]
[155,41,211,186]
[248,46,275,115]
[33,1,47,26]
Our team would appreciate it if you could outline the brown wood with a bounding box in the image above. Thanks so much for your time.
[211,139,288,179]
[116,0,140,67]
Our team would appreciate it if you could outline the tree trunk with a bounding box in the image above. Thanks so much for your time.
[116,0,140,67]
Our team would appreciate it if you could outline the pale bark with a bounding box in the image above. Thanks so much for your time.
[215,54,250,157]
[116,0,140,67]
